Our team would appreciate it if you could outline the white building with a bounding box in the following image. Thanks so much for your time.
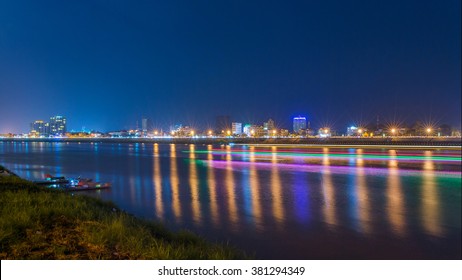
[232,122,242,135]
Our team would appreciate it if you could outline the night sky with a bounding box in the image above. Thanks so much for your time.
[0,0,460,133]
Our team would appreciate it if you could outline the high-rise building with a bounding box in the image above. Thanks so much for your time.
[49,116,67,136]
[264,119,275,136]
[141,118,148,136]
[231,122,242,135]
[30,120,47,136]
[243,124,252,136]
[267,119,275,131]
[44,122,50,136]
[293,116,307,133]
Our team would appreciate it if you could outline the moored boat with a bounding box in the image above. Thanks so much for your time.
[66,177,111,191]
[34,174,69,185]
[34,174,111,191]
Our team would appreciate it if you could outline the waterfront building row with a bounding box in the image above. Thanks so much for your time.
[21,115,460,139]
[30,116,67,137]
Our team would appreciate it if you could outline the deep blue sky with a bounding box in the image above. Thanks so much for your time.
[0,0,460,133]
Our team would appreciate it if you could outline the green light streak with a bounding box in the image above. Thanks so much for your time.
[190,150,461,162]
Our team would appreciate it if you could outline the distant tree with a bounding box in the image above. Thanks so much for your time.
[438,124,452,136]
[410,121,423,136]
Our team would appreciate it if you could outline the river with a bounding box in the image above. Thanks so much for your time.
[1,141,460,259]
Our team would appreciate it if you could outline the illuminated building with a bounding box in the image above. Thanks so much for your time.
[108,131,129,138]
[29,120,48,137]
[30,115,66,137]
[318,127,331,138]
[347,126,358,136]
[293,116,306,133]
[264,119,275,136]
[252,125,265,137]
[243,124,252,136]
[264,119,275,131]
[44,123,50,136]
[169,124,195,137]
[242,124,264,137]
[279,129,289,137]
[347,126,367,136]
[232,122,242,135]
[49,116,67,136]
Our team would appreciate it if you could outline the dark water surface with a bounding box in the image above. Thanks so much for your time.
[1,141,461,259]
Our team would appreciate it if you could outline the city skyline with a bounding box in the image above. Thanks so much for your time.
[19,113,458,138]
[0,0,460,133]
[5,108,462,135]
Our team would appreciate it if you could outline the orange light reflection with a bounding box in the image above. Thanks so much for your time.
[153,143,163,219]
[271,146,285,227]
[386,152,407,237]
[249,146,263,229]
[225,146,239,231]
[421,151,442,236]
[207,145,219,227]
[170,144,181,221]
[189,145,202,225]
[356,162,371,234]
[322,149,337,227]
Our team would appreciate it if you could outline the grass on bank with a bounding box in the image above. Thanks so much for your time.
[0,169,245,259]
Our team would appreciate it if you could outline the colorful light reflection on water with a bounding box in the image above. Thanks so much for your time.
[0,141,460,259]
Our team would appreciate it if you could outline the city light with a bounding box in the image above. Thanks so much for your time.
[390,128,397,137]
[426,127,433,137]
[1,1,460,265]
[318,127,331,138]
[195,148,462,164]
[15,115,461,139]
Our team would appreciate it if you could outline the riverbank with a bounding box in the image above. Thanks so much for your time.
[0,166,245,259]
[1,136,461,147]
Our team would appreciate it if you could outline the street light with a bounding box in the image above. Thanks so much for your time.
[426,128,432,136]
[191,130,195,137]
[208,130,213,136]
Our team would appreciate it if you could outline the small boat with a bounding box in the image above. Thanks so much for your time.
[34,174,70,185]
[34,174,111,191]
[65,177,111,191]
[65,183,111,191]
